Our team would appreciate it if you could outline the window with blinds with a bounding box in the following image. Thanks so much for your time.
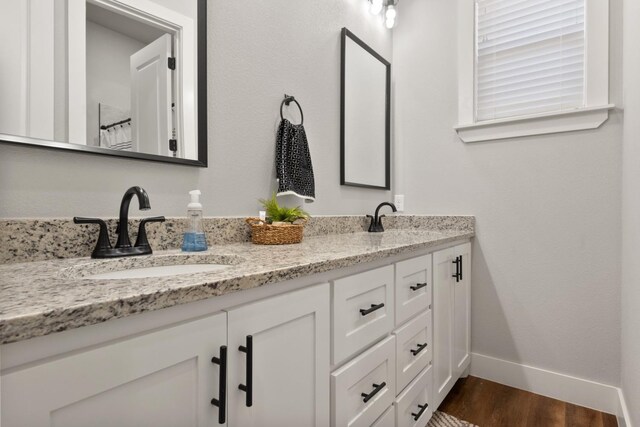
[475,0,586,122]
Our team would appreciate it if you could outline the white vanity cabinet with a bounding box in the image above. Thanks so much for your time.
[1,239,472,427]
[1,283,330,427]
[1,312,228,427]
[432,242,471,409]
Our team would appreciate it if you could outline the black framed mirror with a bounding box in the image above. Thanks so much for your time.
[0,0,207,167]
[340,27,391,190]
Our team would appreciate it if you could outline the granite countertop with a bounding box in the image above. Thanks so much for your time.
[0,228,473,345]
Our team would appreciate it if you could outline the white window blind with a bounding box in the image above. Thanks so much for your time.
[475,0,586,122]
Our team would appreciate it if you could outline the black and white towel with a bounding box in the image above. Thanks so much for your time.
[276,118,315,202]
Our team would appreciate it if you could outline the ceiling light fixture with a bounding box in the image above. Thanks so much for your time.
[385,0,397,29]
[369,0,398,29]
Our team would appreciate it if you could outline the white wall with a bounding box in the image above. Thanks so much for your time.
[621,0,640,423]
[393,0,622,386]
[0,0,392,218]
[86,21,145,146]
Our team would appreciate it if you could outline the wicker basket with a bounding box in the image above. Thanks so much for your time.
[245,218,307,245]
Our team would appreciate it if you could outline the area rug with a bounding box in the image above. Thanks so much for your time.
[427,411,479,427]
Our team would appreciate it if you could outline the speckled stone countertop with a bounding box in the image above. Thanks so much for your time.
[0,217,474,345]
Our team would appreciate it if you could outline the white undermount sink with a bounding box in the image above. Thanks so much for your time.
[62,253,242,280]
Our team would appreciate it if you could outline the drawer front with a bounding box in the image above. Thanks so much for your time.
[394,365,433,427]
[331,336,396,427]
[372,406,395,427]
[333,265,395,364]
[395,255,432,326]
[393,310,432,393]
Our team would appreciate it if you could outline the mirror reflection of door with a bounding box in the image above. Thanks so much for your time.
[85,2,175,157]
[130,33,174,157]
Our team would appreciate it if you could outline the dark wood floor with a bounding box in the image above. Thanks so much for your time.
[439,376,618,427]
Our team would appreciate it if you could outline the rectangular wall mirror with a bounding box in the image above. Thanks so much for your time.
[340,27,391,190]
[0,0,207,166]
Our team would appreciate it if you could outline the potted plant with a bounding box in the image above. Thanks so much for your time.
[245,194,310,245]
[259,193,309,225]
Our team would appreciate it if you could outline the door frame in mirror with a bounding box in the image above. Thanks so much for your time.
[340,27,391,190]
[0,0,208,167]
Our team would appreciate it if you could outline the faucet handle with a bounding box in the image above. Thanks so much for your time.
[74,217,112,258]
[135,216,166,250]
[366,215,376,232]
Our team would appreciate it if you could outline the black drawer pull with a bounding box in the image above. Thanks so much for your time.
[452,256,462,282]
[238,335,253,407]
[412,403,429,421]
[410,342,428,356]
[360,303,385,316]
[211,345,227,424]
[410,282,428,291]
[361,382,386,403]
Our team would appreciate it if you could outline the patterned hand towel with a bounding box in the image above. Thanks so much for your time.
[276,118,315,202]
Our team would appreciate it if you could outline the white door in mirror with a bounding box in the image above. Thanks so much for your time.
[130,33,173,157]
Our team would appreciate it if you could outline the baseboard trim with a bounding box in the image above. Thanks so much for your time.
[617,388,633,427]
[469,353,620,415]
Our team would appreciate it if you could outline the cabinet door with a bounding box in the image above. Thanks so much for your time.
[452,242,471,377]
[432,247,455,409]
[227,283,330,427]
[1,313,227,427]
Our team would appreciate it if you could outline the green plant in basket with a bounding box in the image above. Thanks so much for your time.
[259,193,310,224]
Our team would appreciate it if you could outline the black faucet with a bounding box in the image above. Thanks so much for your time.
[115,186,151,249]
[74,186,165,258]
[367,202,397,232]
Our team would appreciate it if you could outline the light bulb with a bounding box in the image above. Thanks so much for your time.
[385,17,396,29]
[385,4,397,20]
[370,0,383,15]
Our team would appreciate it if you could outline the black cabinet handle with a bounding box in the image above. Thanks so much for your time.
[410,282,428,291]
[211,345,227,424]
[361,382,386,403]
[238,335,253,407]
[459,255,463,280]
[452,257,460,282]
[412,403,429,421]
[360,303,385,316]
[410,342,428,356]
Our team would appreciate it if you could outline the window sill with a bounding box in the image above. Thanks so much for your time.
[454,104,615,143]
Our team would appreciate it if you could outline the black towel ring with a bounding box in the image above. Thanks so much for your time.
[280,94,304,125]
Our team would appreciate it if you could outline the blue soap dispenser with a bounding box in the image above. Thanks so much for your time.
[181,190,208,252]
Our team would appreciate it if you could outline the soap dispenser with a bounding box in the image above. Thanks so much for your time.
[181,190,208,252]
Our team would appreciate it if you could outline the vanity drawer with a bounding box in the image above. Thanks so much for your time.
[332,265,395,364]
[394,310,432,393]
[372,405,395,427]
[394,365,433,427]
[395,255,432,326]
[331,336,396,427]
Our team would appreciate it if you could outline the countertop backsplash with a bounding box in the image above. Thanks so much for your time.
[0,215,475,264]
